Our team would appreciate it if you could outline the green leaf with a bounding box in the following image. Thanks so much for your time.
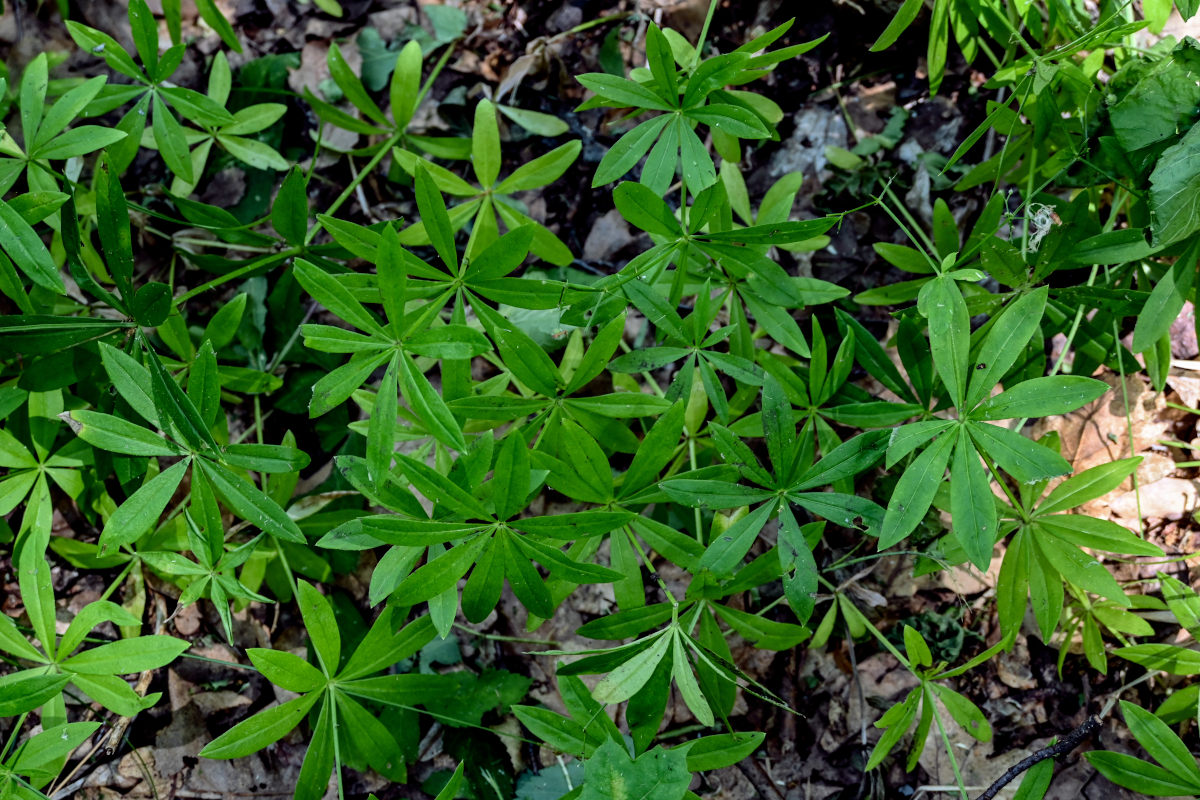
[203,293,247,351]
[272,167,309,245]
[592,115,671,187]
[340,612,436,680]
[659,479,774,510]
[684,732,765,771]
[973,376,1108,421]
[1037,515,1163,557]
[698,502,776,577]
[950,426,997,570]
[1038,457,1141,515]
[0,199,63,294]
[966,422,1070,484]
[1034,532,1130,606]
[1012,756,1053,800]
[591,631,672,704]
[200,691,322,759]
[496,140,581,194]
[391,535,489,606]
[0,672,70,716]
[878,428,955,548]
[621,401,685,496]
[152,93,194,184]
[311,351,390,417]
[296,581,340,674]
[364,358,398,490]
[791,430,889,491]
[128,0,160,75]
[712,603,809,650]
[198,459,305,542]
[671,632,713,726]
[579,739,691,800]
[686,104,771,138]
[18,541,55,659]
[778,508,818,623]
[613,181,683,237]
[513,706,591,755]
[504,530,555,618]
[195,0,242,52]
[414,162,458,271]
[1150,116,1200,245]
[1085,751,1200,796]
[295,259,386,335]
[932,684,991,742]
[390,40,422,128]
[472,99,502,187]
[1114,644,1200,675]
[35,126,128,160]
[1120,700,1200,784]
[398,351,467,451]
[100,459,189,549]
[221,443,310,474]
[99,343,158,426]
[1135,240,1200,353]
[865,689,919,770]
[1110,40,1200,152]
[577,74,675,111]
[493,431,531,521]
[61,635,189,674]
[19,54,49,146]
[67,410,182,457]
[295,696,335,800]
[67,22,144,80]
[678,122,716,190]
[966,287,1047,409]
[0,614,45,663]
[919,276,969,409]
[1160,574,1200,639]
[328,42,388,126]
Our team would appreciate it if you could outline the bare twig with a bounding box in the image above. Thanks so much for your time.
[972,716,1100,800]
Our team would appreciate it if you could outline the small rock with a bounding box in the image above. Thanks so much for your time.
[582,209,635,263]
[1171,302,1198,359]
[767,107,848,189]
[1138,451,1177,485]
[1110,477,1200,520]
[174,603,202,637]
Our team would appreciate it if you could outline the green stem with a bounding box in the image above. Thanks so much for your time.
[174,247,301,306]
[330,692,346,800]
[304,133,402,246]
[693,0,721,65]
[688,435,703,540]
[167,235,277,254]
[451,623,560,646]
[622,524,680,604]
[879,184,938,266]
[98,560,136,605]
[931,692,971,800]
[1112,314,1143,534]
[0,712,29,763]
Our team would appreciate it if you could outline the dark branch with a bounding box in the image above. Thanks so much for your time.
[973,716,1101,800]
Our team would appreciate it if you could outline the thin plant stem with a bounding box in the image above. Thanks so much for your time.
[693,0,720,64]
[1112,314,1144,534]
[330,693,346,800]
[0,711,29,763]
[933,699,970,800]
[174,247,301,306]
[452,624,560,646]
[304,133,402,246]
